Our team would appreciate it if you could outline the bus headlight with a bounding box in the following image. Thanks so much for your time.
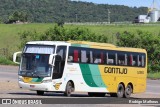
[42,79,52,83]
[18,78,24,82]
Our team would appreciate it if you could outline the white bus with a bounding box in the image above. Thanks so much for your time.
[13,41,147,98]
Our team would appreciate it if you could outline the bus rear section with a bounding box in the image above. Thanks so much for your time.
[66,44,147,98]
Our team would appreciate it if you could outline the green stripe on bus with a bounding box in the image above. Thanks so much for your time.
[79,64,98,87]
[89,65,107,87]
[31,78,43,83]
[71,44,89,47]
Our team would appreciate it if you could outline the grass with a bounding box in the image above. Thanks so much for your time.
[0,57,17,65]
[0,23,55,55]
[0,23,160,51]
[0,23,160,60]
[0,23,160,79]
[147,72,160,79]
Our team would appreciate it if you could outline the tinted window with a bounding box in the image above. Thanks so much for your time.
[118,53,127,66]
[107,51,116,65]
[68,46,146,67]
[57,46,67,61]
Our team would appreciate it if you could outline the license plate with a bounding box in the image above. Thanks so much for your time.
[30,85,35,88]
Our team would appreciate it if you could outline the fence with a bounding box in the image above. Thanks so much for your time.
[0,48,8,57]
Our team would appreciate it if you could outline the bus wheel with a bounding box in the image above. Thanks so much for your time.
[117,84,124,98]
[124,84,132,98]
[37,91,44,95]
[64,81,73,97]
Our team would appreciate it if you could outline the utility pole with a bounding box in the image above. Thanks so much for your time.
[75,14,78,23]
[108,9,111,24]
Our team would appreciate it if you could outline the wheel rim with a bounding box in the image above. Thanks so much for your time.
[118,85,124,97]
[125,85,132,96]
[67,86,71,94]
[66,82,72,96]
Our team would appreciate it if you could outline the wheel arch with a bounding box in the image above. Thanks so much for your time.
[119,82,125,89]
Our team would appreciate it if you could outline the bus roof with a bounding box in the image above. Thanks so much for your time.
[68,40,116,48]
[68,41,146,53]
[26,41,69,46]
[26,41,146,53]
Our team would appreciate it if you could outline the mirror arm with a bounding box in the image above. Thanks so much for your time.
[13,51,22,64]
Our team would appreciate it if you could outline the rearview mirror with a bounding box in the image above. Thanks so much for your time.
[13,51,22,64]
[49,54,57,66]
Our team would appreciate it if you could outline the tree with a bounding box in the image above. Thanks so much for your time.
[19,24,108,48]
[117,30,160,73]
[0,0,147,23]
[8,11,28,23]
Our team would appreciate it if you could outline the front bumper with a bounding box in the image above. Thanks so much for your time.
[18,81,54,91]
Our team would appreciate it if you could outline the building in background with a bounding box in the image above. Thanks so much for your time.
[134,0,160,23]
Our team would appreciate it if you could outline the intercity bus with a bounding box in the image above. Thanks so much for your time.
[13,41,147,98]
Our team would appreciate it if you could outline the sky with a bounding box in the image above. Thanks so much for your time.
[78,0,160,7]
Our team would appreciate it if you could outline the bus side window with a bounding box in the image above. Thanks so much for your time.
[106,52,108,64]
[107,52,115,65]
[138,55,142,66]
[68,47,73,62]
[100,52,104,64]
[138,55,145,67]
[57,46,67,61]
[90,51,93,63]
[128,54,133,66]
[81,50,87,63]
[118,53,126,65]
[129,54,137,66]
[93,49,101,64]
[133,55,137,66]
[73,50,79,62]
[125,54,127,65]
[142,55,145,67]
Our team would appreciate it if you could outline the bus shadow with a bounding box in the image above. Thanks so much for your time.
[8,92,140,99]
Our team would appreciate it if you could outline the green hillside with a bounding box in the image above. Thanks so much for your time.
[0,0,147,23]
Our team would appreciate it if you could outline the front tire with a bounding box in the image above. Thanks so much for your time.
[37,91,44,95]
[64,81,74,97]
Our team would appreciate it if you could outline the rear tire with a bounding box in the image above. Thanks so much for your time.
[117,84,125,98]
[37,91,44,95]
[64,81,74,97]
[124,84,132,98]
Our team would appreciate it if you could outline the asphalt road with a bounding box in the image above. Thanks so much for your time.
[0,65,159,95]
[0,65,160,106]
[146,79,160,95]
[0,65,18,81]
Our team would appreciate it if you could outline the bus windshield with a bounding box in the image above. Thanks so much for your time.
[20,53,52,77]
[19,45,55,77]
